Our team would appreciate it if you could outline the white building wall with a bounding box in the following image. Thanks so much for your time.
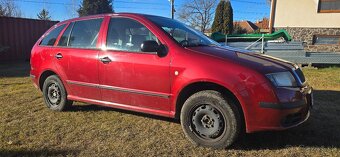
[274,0,340,28]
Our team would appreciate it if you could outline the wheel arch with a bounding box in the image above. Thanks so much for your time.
[38,70,58,91]
[174,81,245,129]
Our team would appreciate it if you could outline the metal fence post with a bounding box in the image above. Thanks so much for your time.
[261,34,265,54]
[225,35,228,46]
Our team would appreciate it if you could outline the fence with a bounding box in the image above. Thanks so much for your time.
[0,16,58,62]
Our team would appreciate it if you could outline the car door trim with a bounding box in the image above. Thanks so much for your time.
[66,80,170,99]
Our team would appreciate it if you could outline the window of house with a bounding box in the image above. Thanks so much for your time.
[318,0,340,13]
[106,18,159,52]
[313,35,340,45]
[40,24,66,46]
[67,18,103,48]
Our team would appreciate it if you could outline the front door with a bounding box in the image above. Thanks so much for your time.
[98,17,171,112]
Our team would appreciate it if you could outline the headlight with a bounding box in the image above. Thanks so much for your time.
[266,71,297,87]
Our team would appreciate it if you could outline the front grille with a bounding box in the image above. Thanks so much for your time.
[294,68,306,84]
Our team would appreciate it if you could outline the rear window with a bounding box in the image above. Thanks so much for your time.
[40,24,66,46]
[68,18,103,48]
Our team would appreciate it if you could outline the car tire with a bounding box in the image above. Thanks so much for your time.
[180,90,241,149]
[42,75,73,111]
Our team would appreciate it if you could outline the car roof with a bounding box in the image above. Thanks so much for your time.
[57,13,166,25]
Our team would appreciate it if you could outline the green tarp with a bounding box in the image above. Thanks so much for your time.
[210,29,292,42]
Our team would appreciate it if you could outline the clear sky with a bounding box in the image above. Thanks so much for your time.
[15,0,270,22]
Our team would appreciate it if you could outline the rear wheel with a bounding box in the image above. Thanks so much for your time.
[42,75,73,111]
[180,90,241,149]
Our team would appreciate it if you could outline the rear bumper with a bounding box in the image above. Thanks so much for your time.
[246,85,313,133]
[30,70,39,89]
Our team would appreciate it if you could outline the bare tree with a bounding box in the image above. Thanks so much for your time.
[178,0,217,32]
[266,0,272,5]
[0,0,22,17]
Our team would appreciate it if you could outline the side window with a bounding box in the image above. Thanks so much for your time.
[40,24,66,46]
[162,26,200,45]
[58,23,74,47]
[68,18,103,48]
[107,18,159,52]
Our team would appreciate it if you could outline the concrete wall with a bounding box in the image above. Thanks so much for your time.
[274,0,340,28]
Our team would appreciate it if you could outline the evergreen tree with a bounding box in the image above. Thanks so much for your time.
[211,1,224,33]
[0,4,4,16]
[222,0,233,34]
[78,0,114,17]
[37,9,51,20]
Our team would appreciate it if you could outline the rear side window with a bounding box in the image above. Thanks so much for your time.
[40,24,66,46]
[68,18,103,48]
[58,23,74,47]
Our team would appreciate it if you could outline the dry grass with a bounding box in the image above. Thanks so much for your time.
[0,62,340,157]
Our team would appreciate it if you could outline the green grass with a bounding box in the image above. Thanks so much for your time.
[1,63,340,156]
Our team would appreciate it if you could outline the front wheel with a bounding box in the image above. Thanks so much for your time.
[42,75,73,111]
[180,90,241,149]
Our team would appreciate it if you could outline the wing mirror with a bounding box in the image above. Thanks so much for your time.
[141,40,168,57]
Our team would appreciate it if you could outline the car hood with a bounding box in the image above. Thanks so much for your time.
[186,46,295,74]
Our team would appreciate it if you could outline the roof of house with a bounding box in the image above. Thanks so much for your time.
[255,18,269,29]
[233,20,258,33]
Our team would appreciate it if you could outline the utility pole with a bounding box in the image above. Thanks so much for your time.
[169,0,175,19]
[269,0,276,33]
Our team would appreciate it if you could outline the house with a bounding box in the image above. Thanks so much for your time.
[255,18,269,33]
[255,18,269,29]
[233,20,258,33]
[270,0,340,52]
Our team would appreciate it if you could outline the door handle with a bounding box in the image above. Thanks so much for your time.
[100,57,112,64]
[55,53,63,59]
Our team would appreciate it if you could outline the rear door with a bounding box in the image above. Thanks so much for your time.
[53,18,104,100]
[98,17,171,112]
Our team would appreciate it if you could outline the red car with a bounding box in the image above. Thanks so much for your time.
[30,13,313,148]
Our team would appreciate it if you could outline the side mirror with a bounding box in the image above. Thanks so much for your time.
[141,40,168,57]
[141,40,159,52]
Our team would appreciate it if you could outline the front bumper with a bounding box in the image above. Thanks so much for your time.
[247,85,313,132]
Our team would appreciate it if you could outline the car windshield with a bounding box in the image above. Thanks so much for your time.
[146,15,220,47]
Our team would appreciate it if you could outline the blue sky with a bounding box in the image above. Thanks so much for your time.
[16,0,270,22]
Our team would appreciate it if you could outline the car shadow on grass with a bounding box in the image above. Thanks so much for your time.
[232,90,340,150]
[69,104,179,123]
[69,90,340,150]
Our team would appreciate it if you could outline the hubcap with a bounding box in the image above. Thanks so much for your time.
[47,83,61,106]
[191,104,224,139]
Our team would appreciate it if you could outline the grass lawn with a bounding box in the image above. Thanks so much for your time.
[0,62,340,156]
